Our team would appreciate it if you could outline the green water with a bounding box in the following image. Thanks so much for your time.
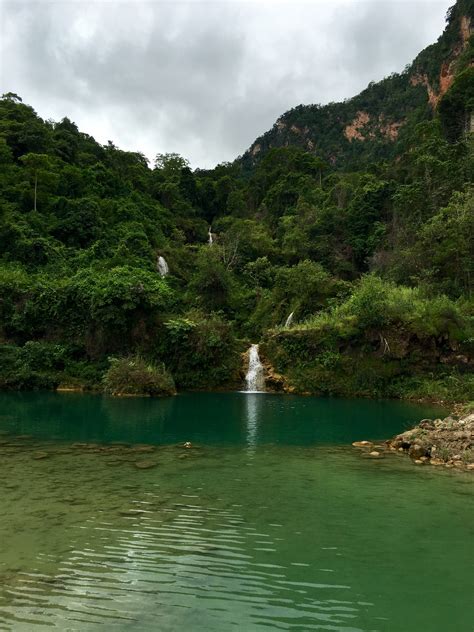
[0,392,472,631]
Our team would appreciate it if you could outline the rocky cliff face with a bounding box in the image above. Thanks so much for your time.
[240,1,473,172]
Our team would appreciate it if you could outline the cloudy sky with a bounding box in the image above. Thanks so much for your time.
[1,0,451,168]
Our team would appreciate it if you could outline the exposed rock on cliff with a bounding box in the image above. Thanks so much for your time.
[240,2,473,171]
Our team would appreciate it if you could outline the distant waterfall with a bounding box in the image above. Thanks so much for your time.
[285,311,294,328]
[157,256,169,277]
[245,344,265,392]
[208,226,213,245]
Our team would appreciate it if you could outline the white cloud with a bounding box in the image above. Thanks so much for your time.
[0,0,451,167]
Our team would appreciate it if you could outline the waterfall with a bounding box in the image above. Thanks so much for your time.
[285,311,294,328]
[245,344,265,392]
[157,256,169,277]
[208,226,213,245]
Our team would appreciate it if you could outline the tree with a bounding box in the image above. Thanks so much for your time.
[19,153,55,212]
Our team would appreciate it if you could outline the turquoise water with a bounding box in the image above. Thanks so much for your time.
[0,392,472,631]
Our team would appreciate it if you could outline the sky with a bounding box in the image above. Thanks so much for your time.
[1,0,452,168]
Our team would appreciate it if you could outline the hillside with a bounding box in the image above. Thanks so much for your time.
[240,0,474,171]
[0,0,472,401]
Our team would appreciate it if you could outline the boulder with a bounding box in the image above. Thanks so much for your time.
[408,444,427,459]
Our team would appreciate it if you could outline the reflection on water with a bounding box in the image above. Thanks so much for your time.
[0,391,447,447]
[0,392,470,631]
[245,393,261,452]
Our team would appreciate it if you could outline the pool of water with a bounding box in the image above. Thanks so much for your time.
[0,392,472,631]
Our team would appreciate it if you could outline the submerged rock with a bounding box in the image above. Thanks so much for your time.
[32,451,49,460]
[352,441,373,448]
[134,460,157,469]
[130,445,155,453]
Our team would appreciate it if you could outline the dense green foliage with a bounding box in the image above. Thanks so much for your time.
[0,2,473,399]
[263,276,473,401]
[103,356,176,396]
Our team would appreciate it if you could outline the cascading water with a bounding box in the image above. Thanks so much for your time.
[245,344,265,392]
[157,256,169,277]
[285,311,294,328]
[208,226,213,245]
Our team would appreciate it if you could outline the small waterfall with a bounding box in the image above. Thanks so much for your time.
[285,311,294,328]
[245,344,265,392]
[157,256,169,277]
[208,226,213,245]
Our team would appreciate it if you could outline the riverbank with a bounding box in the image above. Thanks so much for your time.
[353,407,474,471]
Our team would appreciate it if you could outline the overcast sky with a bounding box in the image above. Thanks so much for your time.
[1,0,452,168]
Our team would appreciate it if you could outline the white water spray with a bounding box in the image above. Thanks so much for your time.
[285,311,294,328]
[208,226,213,245]
[245,344,265,392]
[157,256,169,277]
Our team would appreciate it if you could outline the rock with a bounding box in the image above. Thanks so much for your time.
[130,445,155,453]
[414,460,423,465]
[369,451,381,457]
[134,460,157,469]
[398,447,404,452]
[32,451,49,460]
[419,456,429,462]
[430,459,445,466]
[352,441,373,448]
[408,444,427,459]
[419,420,435,430]
[183,441,192,449]
[453,461,464,467]
[466,464,474,471]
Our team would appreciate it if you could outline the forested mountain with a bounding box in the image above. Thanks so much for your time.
[241,0,474,171]
[0,0,473,400]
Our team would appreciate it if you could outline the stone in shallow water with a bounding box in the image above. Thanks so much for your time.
[369,451,381,457]
[130,445,155,453]
[352,441,373,448]
[134,460,157,469]
[32,451,49,460]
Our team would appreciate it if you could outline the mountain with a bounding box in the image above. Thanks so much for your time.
[0,0,472,401]
[240,0,474,171]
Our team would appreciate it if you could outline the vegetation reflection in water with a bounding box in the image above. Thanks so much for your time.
[0,392,472,632]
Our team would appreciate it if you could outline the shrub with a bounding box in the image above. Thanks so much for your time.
[103,356,176,397]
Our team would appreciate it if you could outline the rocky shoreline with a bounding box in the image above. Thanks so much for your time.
[353,410,474,471]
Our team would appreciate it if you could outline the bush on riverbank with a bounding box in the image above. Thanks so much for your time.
[0,341,106,390]
[153,312,242,389]
[103,356,176,397]
[262,277,473,400]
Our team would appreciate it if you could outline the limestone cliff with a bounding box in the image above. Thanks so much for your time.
[239,0,473,172]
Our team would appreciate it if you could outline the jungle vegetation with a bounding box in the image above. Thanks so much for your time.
[0,2,473,400]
